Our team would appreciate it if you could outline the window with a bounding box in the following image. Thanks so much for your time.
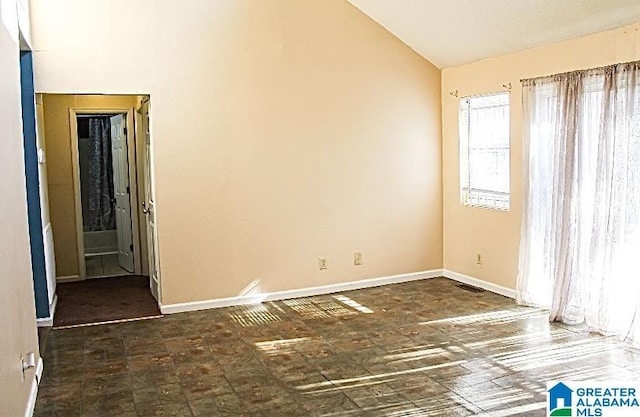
[459,92,510,210]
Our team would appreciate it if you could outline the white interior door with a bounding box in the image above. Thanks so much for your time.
[140,101,160,301]
[110,114,135,272]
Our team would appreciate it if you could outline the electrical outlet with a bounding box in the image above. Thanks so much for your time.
[318,258,327,270]
[354,251,362,265]
[476,252,483,266]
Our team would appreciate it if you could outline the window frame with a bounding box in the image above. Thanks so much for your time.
[458,91,511,211]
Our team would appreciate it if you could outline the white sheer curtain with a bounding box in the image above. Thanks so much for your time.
[518,61,640,340]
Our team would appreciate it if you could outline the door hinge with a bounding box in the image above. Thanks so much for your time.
[130,243,134,251]
[126,186,130,194]
[124,127,127,135]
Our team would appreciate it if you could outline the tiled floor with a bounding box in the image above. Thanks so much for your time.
[34,278,640,416]
[85,254,133,279]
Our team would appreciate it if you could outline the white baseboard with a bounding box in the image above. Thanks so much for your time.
[36,294,57,327]
[443,269,515,299]
[56,275,81,283]
[160,269,444,314]
[24,357,43,417]
[36,317,52,327]
[160,269,515,315]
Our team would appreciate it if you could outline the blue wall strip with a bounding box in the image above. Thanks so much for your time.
[20,51,50,319]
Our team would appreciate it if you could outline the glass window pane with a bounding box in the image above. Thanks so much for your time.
[459,92,510,210]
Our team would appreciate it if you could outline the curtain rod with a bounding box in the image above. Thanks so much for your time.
[520,59,640,84]
[449,82,512,99]
[76,114,119,118]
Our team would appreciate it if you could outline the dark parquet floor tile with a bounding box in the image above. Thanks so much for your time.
[34,277,640,416]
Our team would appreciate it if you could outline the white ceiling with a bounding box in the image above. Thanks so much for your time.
[347,0,640,68]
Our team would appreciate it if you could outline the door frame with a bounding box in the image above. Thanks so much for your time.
[69,107,143,279]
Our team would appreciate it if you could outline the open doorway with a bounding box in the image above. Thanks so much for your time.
[38,94,162,327]
[74,112,136,278]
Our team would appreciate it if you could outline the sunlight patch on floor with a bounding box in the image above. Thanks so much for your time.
[254,337,314,355]
[465,329,568,350]
[228,304,282,327]
[296,360,467,393]
[284,297,357,319]
[492,339,616,371]
[421,309,548,326]
[333,295,374,313]
[382,346,448,363]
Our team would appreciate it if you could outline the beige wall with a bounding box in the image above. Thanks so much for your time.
[32,0,443,305]
[42,94,137,278]
[442,23,640,290]
[0,0,41,415]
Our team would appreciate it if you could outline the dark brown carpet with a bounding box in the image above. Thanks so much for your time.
[53,275,162,328]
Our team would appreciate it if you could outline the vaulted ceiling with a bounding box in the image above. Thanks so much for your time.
[347,0,640,68]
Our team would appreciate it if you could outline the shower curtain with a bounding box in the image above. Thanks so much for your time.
[86,117,116,231]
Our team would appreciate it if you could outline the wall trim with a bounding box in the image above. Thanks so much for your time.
[160,269,516,315]
[443,269,516,299]
[56,274,81,283]
[160,269,444,314]
[36,318,52,327]
[36,294,57,327]
[24,357,43,417]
